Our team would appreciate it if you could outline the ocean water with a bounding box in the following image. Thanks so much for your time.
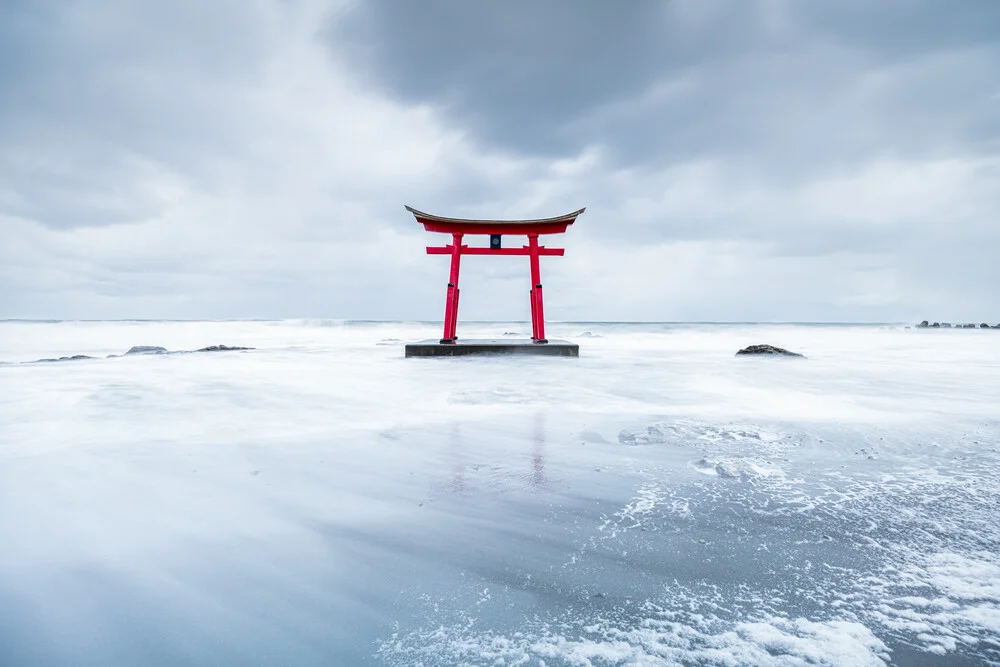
[0,320,998,666]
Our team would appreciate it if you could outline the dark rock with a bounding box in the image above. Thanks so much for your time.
[931,322,941,328]
[125,345,168,355]
[735,344,805,358]
[37,354,95,363]
[942,323,953,328]
[994,324,1000,329]
[981,323,990,329]
[917,320,929,328]
[962,323,977,329]
[195,345,254,352]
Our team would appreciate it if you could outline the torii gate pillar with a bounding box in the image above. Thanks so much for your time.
[403,205,584,357]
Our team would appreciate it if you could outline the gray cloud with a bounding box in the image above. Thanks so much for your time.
[329,0,1000,169]
[0,0,283,229]
[1,0,998,321]
[327,0,676,156]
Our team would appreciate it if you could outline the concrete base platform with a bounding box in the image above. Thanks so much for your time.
[405,339,579,358]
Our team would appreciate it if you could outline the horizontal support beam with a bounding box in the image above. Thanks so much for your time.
[426,245,565,256]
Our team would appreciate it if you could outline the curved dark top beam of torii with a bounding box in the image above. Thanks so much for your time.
[405,205,585,235]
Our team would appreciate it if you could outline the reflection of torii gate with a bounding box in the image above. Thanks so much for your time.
[445,415,547,494]
[404,205,584,357]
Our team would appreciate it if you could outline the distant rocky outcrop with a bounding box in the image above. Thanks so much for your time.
[917,321,999,329]
[25,344,255,364]
[735,344,805,358]
[125,345,168,355]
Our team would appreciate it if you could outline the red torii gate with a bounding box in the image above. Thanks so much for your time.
[406,205,584,344]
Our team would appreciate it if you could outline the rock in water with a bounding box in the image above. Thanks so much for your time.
[196,345,254,352]
[980,323,990,329]
[917,320,929,328]
[735,344,805,358]
[37,354,95,363]
[125,345,168,355]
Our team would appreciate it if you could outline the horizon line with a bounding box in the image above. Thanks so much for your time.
[0,318,915,325]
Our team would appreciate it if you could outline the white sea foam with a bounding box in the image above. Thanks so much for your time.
[378,601,892,666]
[1,320,998,665]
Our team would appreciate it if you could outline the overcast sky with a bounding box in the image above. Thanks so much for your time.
[2,0,998,322]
